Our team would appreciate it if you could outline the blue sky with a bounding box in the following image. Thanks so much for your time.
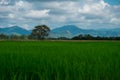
[104,0,120,5]
[0,0,120,30]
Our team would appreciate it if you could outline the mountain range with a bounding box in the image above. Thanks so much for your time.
[0,25,120,38]
[0,26,30,35]
[50,25,120,38]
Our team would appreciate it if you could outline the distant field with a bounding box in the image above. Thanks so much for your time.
[0,41,120,80]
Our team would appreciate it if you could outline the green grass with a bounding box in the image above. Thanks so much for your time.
[0,41,120,80]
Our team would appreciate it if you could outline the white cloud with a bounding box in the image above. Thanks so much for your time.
[0,5,13,12]
[110,18,120,24]
[8,13,15,18]
[78,0,109,14]
[22,24,30,30]
[14,1,32,10]
[0,1,32,12]
[15,0,24,7]
[49,15,66,23]
[0,0,11,5]
[0,0,120,29]
[26,9,50,18]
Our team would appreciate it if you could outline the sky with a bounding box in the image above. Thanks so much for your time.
[0,0,120,30]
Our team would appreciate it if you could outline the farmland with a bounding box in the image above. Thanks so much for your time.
[0,41,120,80]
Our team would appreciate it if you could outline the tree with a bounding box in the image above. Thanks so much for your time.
[0,34,8,40]
[30,25,50,40]
[10,34,20,40]
[20,35,28,40]
[84,34,93,40]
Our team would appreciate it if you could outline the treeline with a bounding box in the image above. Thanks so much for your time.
[72,34,120,40]
[0,34,28,40]
[0,33,120,40]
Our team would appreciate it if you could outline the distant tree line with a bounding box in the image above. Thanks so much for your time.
[0,34,28,40]
[0,25,120,40]
[72,34,120,40]
[1,33,120,40]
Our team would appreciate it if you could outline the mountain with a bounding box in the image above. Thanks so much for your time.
[52,25,82,35]
[50,25,120,38]
[50,25,97,38]
[96,28,120,37]
[0,26,31,35]
[0,25,120,37]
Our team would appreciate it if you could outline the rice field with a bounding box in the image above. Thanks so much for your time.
[0,41,120,80]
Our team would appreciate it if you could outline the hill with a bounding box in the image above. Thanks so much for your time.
[0,26,31,35]
[50,25,120,38]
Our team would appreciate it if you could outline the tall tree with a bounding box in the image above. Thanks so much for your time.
[30,25,50,40]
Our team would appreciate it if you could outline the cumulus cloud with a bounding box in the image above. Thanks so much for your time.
[26,9,50,18]
[8,13,15,19]
[78,0,109,14]
[25,0,79,2]
[0,0,120,29]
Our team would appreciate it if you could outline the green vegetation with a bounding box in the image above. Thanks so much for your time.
[0,41,120,80]
[29,25,50,40]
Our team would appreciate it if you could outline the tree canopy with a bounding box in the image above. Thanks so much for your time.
[30,25,50,40]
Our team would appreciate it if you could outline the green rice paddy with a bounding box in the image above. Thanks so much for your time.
[0,41,120,80]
